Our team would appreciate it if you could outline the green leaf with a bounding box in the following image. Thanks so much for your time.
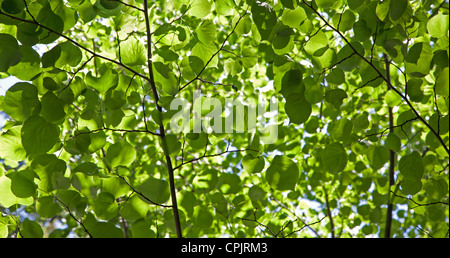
[281,7,307,29]
[85,67,119,93]
[8,46,41,80]
[36,196,59,218]
[40,92,66,123]
[217,173,241,194]
[325,89,347,109]
[193,169,218,193]
[234,15,252,35]
[305,30,328,56]
[138,178,170,204]
[0,33,21,72]
[251,1,278,41]
[7,169,36,198]
[193,206,213,228]
[1,0,25,14]
[120,37,146,66]
[106,141,137,167]
[20,219,43,238]
[181,55,204,81]
[161,134,181,156]
[21,115,59,155]
[189,0,212,18]
[280,69,304,93]
[0,126,27,161]
[385,89,402,107]
[186,132,208,150]
[329,118,353,143]
[316,0,335,9]
[326,68,345,85]
[367,146,390,170]
[105,89,126,110]
[241,48,258,68]
[399,151,424,180]
[280,0,297,9]
[0,175,32,207]
[84,213,124,238]
[130,219,156,238]
[196,20,216,44]
[285,93,311,125]
[31,154,67,192]
[353,20,372,42]
[100,0,120,9]
[400,178,422,195]
[376,0,390,21]
[389,0,407,20]
[36,7,64,44]
[57,41,83,67]
[0,224,8,238]
[249,185,267,209]
[321,142,348,174]
[406,78,424,102]
[242,154,265,173]
[56,189,86,214]
[385,133,401,152]
[93,192,119,220]
[333,10,355,32]
[73,162,99,176]
[272,25,294,55]
[427,13,449,38]
[405,42,433,77]
[336,41,364,71]
[191,41,218,68]
[153,62,178,96]
[266,155,299,191]
[435,67,449,97]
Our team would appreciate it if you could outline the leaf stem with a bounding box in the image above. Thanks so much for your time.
[143,0,182,238]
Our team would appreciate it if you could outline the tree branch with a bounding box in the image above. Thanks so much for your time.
[384,54,395,238]
[142,0,182,238]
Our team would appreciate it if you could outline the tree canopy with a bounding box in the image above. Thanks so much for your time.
[0,0,448,238]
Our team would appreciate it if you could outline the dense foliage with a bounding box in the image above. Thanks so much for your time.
[0,0,448,238]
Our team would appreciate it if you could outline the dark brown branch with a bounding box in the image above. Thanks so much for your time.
[71,126,160,138]
[107,0,145,12]
[143,0,182,238]
[54,196,93,238]
[173,147,260,171]
[323,186,335,238]
[384,54,395,239]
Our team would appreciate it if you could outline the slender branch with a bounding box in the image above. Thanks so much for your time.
[71,126,160,138]
[143,0,182,238]
[173,147,260,171]
[54,196,93,238]
[384,54,395,239]
[392,191,449,208]
[270,196,321,238]
[107,0,145,12]
[323,186,335,238]
[58,55,94,96]
[116,175,173,208]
